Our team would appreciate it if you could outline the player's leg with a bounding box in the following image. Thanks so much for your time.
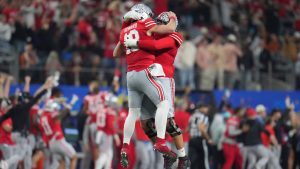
[95,131,106,169]
[121,71,144,168]
[138,70,171,153]
[0,144,21,169]
[135,140,151,169]
[162,78,190,168]
[49,138,77,169]
[104,135,114,169]
[141,77,190,168]
[140,96,178,169]
[121,90,142,167]
[81,119,92,169]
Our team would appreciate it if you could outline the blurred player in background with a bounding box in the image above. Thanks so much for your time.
[0,75,54,169]
[95,105,120,169]
[124,11,190,169]
[114,3,178,168]
[82,81,107,167]
[38,87,78,169]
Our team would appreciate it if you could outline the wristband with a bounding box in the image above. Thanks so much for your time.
[169,16,176,21]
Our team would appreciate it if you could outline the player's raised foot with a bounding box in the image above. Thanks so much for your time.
[120,144,130,168]
[163,154,177,169]
[154,138,177,161]
[177,156,191,169]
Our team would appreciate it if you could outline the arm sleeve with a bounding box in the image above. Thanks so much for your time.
[0,112,11,124]
[144,18,157,29]
[138,37,176,51]
[259,123,271,136]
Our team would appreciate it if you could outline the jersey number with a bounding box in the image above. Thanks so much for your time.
[124,29,140,54]
[97,112,106,128]
[41,117,53,136]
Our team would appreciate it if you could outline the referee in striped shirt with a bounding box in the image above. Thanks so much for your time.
[188,104,212,169]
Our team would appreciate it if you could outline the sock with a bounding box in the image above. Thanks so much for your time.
[177,148,186,157]
[123,108,140,144]
[155,100,170,139]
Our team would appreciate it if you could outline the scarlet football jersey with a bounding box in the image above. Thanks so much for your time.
[119,18,157,71]
[138,32,183,78]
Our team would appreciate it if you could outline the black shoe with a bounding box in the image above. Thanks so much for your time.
[163,152,177,169]
[177,156,191,169]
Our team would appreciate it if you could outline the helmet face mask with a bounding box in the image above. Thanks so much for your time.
[156,12,178,29]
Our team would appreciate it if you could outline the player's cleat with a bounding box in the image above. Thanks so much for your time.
[120,144,130,168]
[163,154,177,169]
[153,138,172,154]
[177,156,191,169]
[154,138,177,163]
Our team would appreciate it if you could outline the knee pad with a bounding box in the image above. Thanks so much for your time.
[166,118,182,137]
[141,118,157,139]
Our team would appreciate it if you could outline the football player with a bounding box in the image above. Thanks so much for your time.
[113,3,178,168]
[124,12,190,169]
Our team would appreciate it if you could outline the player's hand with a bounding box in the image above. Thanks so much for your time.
[242,124,250,133]
[123,10,140,21]
[6,75,13,82]
[43,76,55,89]
[70,94,79,106]
[167,11,177,20]
[207,139,214,145]
[25,76,31,83]
[124,38,138,48]
[0,74,5,84]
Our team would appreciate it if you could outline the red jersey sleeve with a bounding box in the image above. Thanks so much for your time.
[138,36,176,50]
[142,18,157,29]
[168,32,183,46]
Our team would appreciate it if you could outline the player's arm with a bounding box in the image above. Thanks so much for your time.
[4,75,13,98]
[82,98,89,115]
[113,41,125,58]
[139,37,176,51]
[23,76,31,93]
[147,12,177,36]
[125,33,182,51]
[198,122,213,144]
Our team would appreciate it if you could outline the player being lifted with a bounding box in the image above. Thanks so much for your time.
[113,3,178,168]
[124,12,190,169]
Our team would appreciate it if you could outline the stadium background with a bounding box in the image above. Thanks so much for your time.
[1,0,300,169]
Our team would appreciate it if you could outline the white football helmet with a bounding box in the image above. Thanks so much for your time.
[157,12,178,29]
[44,100,61,113]
[131,3,153,17]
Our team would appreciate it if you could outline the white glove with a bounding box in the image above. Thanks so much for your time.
[53,71,60,87]
[123,10,141,21]
[124,38,138,48]
[123,10,149,21]
[70,94,79,106]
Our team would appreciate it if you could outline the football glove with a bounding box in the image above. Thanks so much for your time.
[124,38,138,48]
